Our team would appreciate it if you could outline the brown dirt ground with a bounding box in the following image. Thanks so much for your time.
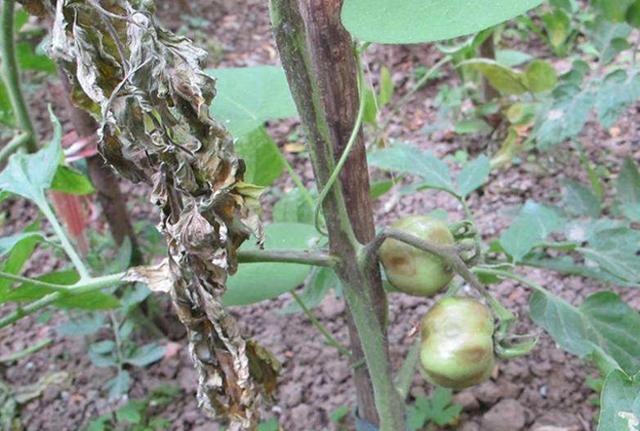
[1,1,639,430]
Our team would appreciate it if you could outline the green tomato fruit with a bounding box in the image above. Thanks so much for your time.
[379,216,454,297]
[420,296,495,389]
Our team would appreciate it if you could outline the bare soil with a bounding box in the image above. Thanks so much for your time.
[1,1,639,430]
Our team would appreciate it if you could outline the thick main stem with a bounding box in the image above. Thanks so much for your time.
[1,0,37,153]
[270,1,405,429]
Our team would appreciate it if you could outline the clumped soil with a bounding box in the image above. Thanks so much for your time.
[1,1,639,430]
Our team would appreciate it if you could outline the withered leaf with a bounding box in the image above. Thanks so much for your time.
[21,0,277,428]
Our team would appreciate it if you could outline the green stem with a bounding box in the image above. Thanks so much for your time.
[0,271,72,291]
[280,151,315,212]
[237,249,337,267]
[291,291,351,357]
[0,132,30,164]
[40,200,91,280]
[313,54,367,235]
[0,0,37,153]
[0,272,125,328]
[0,337,52,363]
[395,337,421,400]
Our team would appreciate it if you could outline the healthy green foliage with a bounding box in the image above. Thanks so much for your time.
[234,127,284,187]
[207,66,297,137]
[598,370,640,431]
[406,387,462,430]
[530,291,640,375]
[341,0,543,44]
[223,223,322,306]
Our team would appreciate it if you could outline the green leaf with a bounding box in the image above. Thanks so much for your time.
[369,180,394,200]
[453,118,491,135]
[223,223,322,306]
[379,66,394,106]
[598,370,640,431]
[617,158,640,221]
[499,201,564,261]
[329,405,350,423]
[457,155,490,198]
[368,143,456,194]
[523,60,557,93]
[107,370,130,400]
[593,0,635,22]
[51,165,95,195]
[257,418,279,431]
[0,108,62,205]
[362,88,378,125]
[627,0,640,27]
[523,255,635,286]
[534,84,595,149]
[1,269,79,303]
[207,66,297,137]
[279,266,338,314]
[587,16,632,64]
[595,70,640,129]
[0,81,15,126]
[125,343,166,367]
[234,127,284,187]
[580,228,640,284]
[541,9,572,49]
[57,314,105,337]
[562,180,601,218]
[0,222,41,295]
[55,290,120,310]
[0,232,45,258]
[272,188,315,224]
[530,291,640,375]
[341,0,543,44]
[115,401,145,424]
[495,49,533,67]
[15,42,56,74]
[90,340,116,354]
[462,59,528,95]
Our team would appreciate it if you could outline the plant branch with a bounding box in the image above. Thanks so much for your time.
[362,228,512,320]
[237,249,337,267]
[0,272,125,329]
[0,271,73,291]
[0,132,30,164]
[291,291,351,357]
[40,200,91,280]
[0,0,37,153]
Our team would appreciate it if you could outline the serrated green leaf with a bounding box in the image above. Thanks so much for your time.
[579,228,640,283]
[500,201,564,261]
[223,223,321,305]
[523,60,557,93]
[534,84,595,149]
[457,155,490,198]
[0,222,40,296]
[368,144,456,194]
[341,0,543,44]
[0,109,62,205]
[107,370,130,400]
[235,127,284,187]
[280,266,338,314]
[51,165,95,195]
[598,370,640,431]
[207,66,297,137]
[530,290,640,375]
[595,71,640,129]
[587,16,632,64]
[562,180,601,218]
[617,158,640,221]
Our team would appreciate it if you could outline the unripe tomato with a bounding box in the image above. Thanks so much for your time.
[420,297,495,389]
[379,216,454,297]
